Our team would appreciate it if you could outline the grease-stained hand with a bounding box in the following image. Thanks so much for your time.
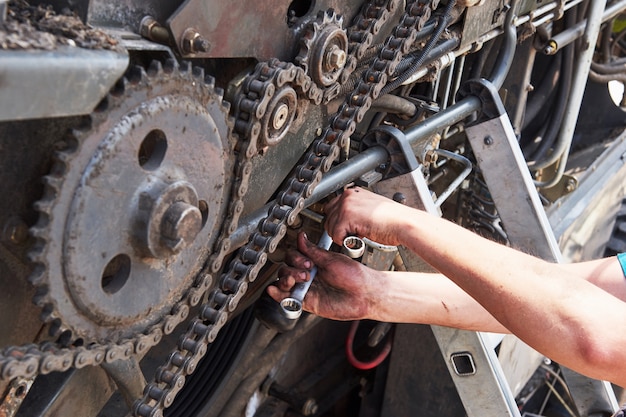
[266,232,382,321]
[323,187,413,247]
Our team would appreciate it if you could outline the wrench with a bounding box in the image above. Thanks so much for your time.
[280,231,333,319]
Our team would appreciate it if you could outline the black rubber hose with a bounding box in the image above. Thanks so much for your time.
[522,52,562,130]
[527,42,575,166]
[380,0,456,96]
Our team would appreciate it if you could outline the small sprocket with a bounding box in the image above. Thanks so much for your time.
[295,9,350,93]
[28,60,235,345]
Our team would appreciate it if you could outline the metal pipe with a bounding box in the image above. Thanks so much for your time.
[432,149,473,208]
[533,0,608,187]
[230,97,482,250]
[544,0,626,55]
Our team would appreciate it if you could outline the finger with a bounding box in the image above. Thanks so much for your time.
[266,285,291,303]
[298,232,336,264]
[276,266,306,291]
[284,248,313,269]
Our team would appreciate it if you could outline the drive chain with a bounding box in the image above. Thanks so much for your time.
[0,0,439,415]
[135,0,438,415]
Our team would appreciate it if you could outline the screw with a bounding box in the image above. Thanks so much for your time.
[484,136,494,146]
[181,29,211,54]
[565,178,577,193]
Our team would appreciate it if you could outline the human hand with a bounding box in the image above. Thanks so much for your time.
[323,187,414,247]
[266,232,381,321]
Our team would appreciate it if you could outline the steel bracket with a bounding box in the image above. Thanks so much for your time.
[360,125,420,178]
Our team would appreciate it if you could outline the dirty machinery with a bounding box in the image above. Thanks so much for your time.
[1,0,626,416]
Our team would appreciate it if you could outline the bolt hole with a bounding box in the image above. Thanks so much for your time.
[287,0,314,25]
[102,254,131,295]
[138,129,168,170]
[15,384,26,398]
[199,200,209,227]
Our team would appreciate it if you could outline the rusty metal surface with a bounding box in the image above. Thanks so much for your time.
[0,378,33,417]
[167,0,364,59]
[0,47,128,121]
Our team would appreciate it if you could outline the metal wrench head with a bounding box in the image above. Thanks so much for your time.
[280,297,303,319]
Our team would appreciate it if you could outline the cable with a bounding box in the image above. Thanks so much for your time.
[380,0,456,96]
[345,321,393,370]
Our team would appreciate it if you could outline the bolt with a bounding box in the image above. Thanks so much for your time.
[271,103,290,130]
[139,16,170,43]
[160,201,203,253]
[543,40,557,55]
[484,136,494,146]
[325,44,347,71]
[565,178,577,193]
[2,217,29,245]
[181,29,211,54]
[392,192,407,204]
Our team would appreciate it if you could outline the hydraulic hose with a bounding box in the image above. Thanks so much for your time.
[489,0,518,89]
[380,0,456,96]
[527,42,574,166]
[345,321,393,370]
[533,0,608,187]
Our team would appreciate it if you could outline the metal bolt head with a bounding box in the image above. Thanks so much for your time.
[484,136,494,146]
[565,178,577,193]
[325,45,347,71]
[2,217,29,245]
[192,37,211,53]
[181,29,211,54]
[160,201,203,253]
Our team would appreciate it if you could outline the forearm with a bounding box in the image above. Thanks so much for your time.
[395,210,626,385]
[371,270,509,333]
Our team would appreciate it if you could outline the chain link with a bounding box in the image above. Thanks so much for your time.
[0,0,438,415]
[135,0,438,415]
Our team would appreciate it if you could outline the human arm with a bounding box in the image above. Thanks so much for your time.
[267,232,509,332]
[324,188,626,387]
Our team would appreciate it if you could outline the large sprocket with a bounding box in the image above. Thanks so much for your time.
[28,60,235,345]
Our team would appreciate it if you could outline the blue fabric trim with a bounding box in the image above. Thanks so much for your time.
[618,253,626,278]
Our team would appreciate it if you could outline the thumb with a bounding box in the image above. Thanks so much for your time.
[297,232,332,265]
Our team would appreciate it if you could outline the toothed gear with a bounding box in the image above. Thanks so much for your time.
[295,9,350,95]
[28,60,235,344]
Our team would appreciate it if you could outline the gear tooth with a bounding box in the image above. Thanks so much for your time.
[222,100,231,114]
[48,318,65,339]
[27,262,46,286]
[163,58,177,73]
[127,65,147,84]
[39,307,53,324]
[179,61,192,74]
[32,284,52,309]
[192,66,205,79]
[33,194,53,214]
[29,222,49,240]
[147,60,163,76]
[204,75,216,89]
